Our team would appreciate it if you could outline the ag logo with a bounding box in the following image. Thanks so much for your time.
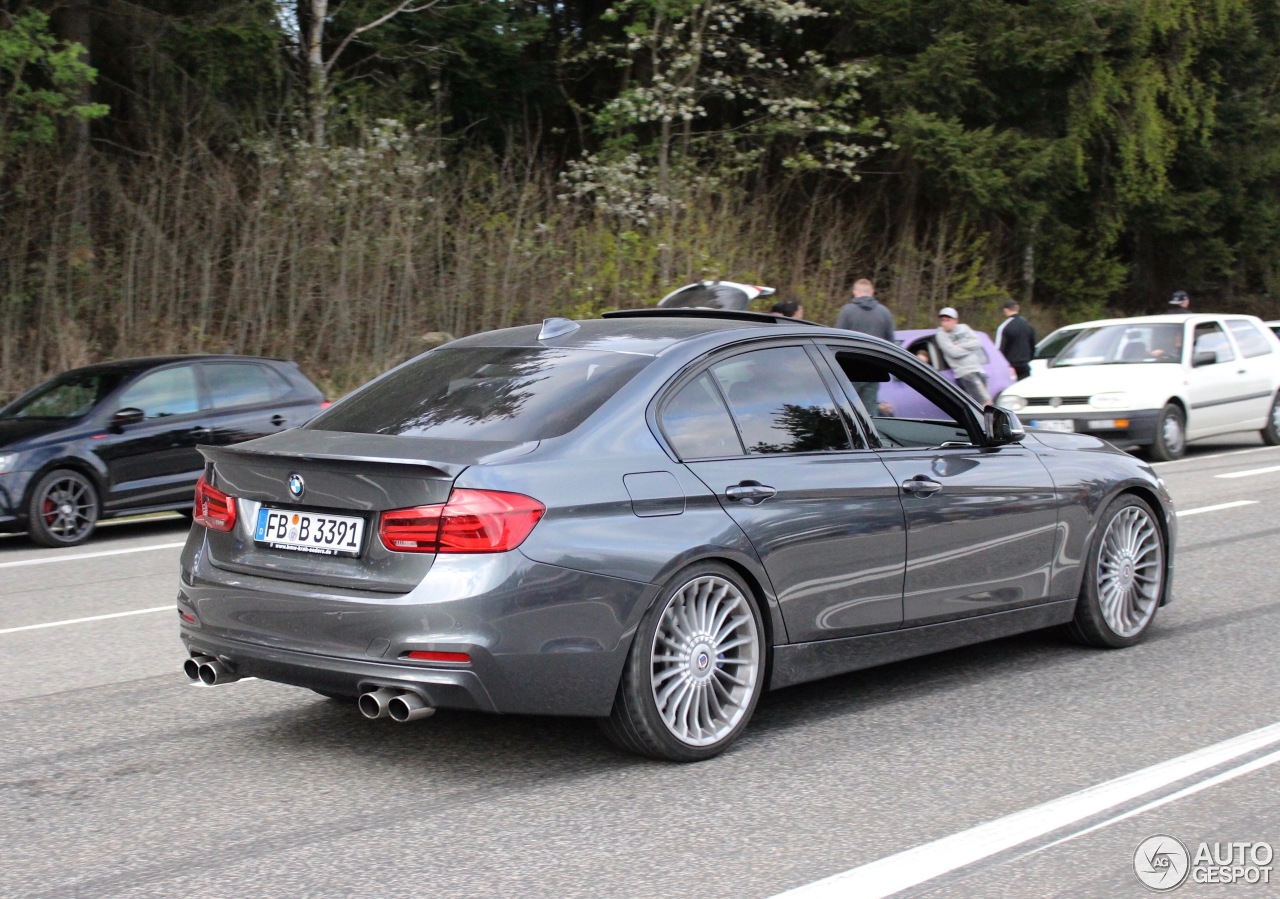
[287,473,305,498]
[1134,834,1190,891]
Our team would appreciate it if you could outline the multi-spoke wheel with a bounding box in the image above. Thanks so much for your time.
[1066,494,1166,648]
[27,469,99,548]
[602,562,765,761]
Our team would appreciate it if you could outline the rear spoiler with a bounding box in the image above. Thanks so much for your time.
[198,431,538,479]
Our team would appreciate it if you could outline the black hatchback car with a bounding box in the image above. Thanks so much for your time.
[0,355,326,547]
[179,311,1176,761]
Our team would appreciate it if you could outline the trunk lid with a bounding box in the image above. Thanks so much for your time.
[197,430,536,592]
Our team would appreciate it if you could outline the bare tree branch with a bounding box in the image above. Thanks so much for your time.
[324,0,446,78]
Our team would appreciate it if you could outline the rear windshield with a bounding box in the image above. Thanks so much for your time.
[308,346,652,440]
[1,371,125,420]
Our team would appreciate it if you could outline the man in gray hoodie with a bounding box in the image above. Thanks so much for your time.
[935,307,991,405]
[835,279,895,413]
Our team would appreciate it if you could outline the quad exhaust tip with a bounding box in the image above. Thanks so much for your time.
[359,688,436,723]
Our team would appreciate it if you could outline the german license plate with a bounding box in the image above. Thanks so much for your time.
[254,507,364,557]
[1030,419,1075,433]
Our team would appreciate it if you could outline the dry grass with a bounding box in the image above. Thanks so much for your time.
[1,135,1026,402]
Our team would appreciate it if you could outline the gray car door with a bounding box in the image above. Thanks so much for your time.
[662,342,907,642]
[818,341,1060,626]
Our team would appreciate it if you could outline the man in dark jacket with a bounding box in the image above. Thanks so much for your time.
[995,299,1036,380]
[835,279,895,414]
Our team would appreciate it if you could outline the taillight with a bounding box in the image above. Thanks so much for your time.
[379,489,545,554]
[194,475,237,531]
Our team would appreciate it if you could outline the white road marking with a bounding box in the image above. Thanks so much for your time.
[0,606,171,635]
[1175,500,1258,517]
[771,721,1280,899]
[1020,746,1280,860]
[1152,444,1280,466]
[0,541,184,569]
[1215,464,1280,479]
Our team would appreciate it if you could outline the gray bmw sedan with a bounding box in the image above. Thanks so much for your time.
[179,309,1176,761]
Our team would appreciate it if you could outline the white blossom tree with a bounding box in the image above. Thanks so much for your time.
[561,0,887,273]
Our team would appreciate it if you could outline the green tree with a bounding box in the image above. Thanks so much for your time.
[0,8,106,175]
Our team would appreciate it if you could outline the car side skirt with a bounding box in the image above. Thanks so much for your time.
[769,599,1077,690]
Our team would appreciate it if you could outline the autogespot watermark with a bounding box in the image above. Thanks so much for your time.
[1134,835,1274,891]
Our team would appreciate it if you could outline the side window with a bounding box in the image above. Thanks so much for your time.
[118,367,199,419]
[1225,320,1273,358]
[661,373,744,459]
[827,348,975,448]
[205,363,290,409]
[1193,322,1235,363]
[710,346,854,454]
[906,337,940,370]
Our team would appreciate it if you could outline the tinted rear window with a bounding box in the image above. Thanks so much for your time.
[309,347,651,440]
[205,363,291,408]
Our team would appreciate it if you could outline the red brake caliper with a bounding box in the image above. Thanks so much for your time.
[43,496,57,524]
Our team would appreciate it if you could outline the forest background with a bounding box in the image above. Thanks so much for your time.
[4,0,1280,400]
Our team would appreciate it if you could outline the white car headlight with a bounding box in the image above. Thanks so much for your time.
[1000,394,1027,412]
[1091,392,1131,409]
[0,453,19,474]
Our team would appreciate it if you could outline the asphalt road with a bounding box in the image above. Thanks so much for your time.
[1,437,1278,898]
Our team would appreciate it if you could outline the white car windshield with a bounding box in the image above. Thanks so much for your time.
[1052,323,1184,367]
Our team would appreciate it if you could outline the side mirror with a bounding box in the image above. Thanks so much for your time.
[1192,350,1217,367]
[110,407,145,429]
[984,406,1025,445]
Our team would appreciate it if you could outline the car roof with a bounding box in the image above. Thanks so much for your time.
[446,315,846,356]
[56,354,292,377]
[1064,313,1264,327]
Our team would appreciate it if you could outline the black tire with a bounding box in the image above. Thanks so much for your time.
[600,561,766,762]
[27,468,99,548]
[1066,494,1166,648]
[1146,403,1186,461]
[1261,393,1280,446]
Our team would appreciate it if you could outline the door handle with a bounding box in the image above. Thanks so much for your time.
[725,481,777,504]
[270,414,287,427]
[901,476,942,497]
[190,426,212,438]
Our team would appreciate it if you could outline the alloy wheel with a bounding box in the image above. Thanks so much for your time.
[649,574,761,747]
[39,475,97,543]
[1096,505,1163,638]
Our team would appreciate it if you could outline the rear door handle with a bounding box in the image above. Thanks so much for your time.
[190,426,212,438]
[270,414,287,427]
[901,476,942,497]
[725,481,777,504]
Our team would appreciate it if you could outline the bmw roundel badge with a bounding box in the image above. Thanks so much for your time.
[288,473,305,498]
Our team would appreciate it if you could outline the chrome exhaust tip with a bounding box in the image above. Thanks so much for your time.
[388,691,436,723]
[184,655,214,681]
[358,688,399,720]
[197,658,240,686]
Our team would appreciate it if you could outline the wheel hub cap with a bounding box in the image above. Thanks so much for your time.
[689,642,713,679]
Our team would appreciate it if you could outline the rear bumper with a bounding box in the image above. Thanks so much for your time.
[181,629,502,711]
[177,541,658,717]
[1023,408,1161,446]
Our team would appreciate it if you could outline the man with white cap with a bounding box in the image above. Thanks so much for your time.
[935,307,991,405]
